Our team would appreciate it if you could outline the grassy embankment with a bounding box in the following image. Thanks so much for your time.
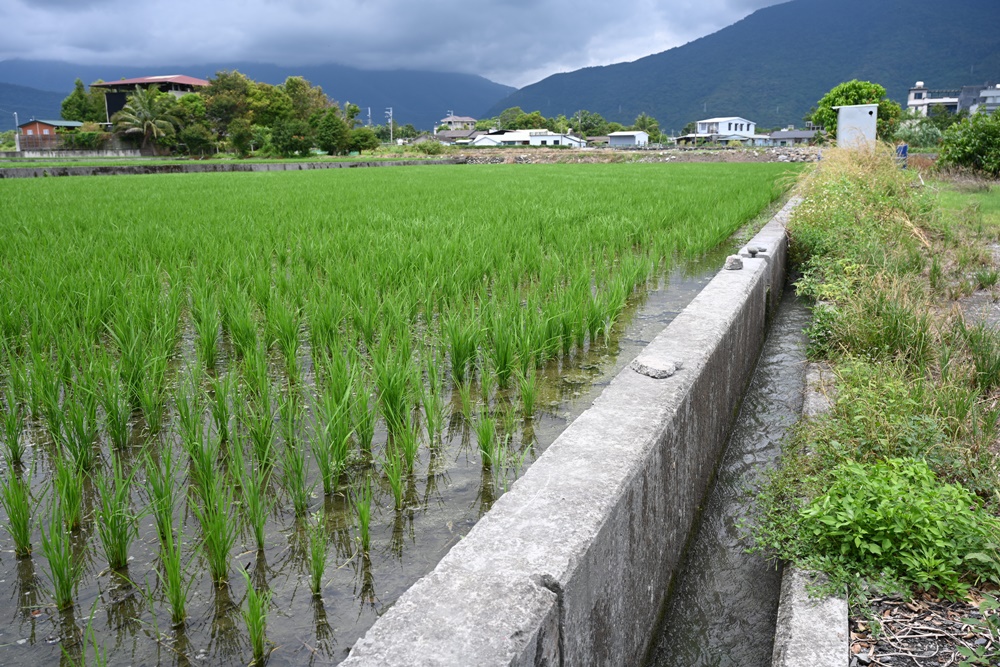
[753,148,1000,606]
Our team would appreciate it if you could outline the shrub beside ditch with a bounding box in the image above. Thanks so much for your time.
[753,146,1000,599]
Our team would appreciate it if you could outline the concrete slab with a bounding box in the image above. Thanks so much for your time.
[771,569,849,667]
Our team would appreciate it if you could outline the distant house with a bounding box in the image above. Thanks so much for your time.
[17,119,84,150]
[678,116,769,146]
[91,74,210,123]
[767,127,818,146]
[438,115,477,131]
[609,131,649,147]
[471,130,586,148]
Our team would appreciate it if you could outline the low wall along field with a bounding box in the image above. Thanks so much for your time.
[0,162,799,665]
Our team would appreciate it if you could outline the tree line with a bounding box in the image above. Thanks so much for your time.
[476,107,663,142]
[59,71,397,157]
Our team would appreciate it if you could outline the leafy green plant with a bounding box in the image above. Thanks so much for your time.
[354,476,373,553]
[958,594,1000,666]
[940,110,1000,177]
[308,513,327,597]
[193,473,238,584]
[54,458,84,531]
[793,458,1000,598]
[95,452,139,570]
[157,524,193,627]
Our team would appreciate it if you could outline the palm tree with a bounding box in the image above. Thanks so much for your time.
[113,87,178,150]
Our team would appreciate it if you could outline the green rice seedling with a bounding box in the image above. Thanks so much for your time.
[222,289,258,361]
[372,340,413,436]
[354,477,372,553]
[157,524,192,627]
[352,383,376,456]
[188,431,221,507]
[0,471,33,557]
[313,385,353,495]
[34,353,65,443]
[192,287,221,368]
[516,367,537,419]
[242,344,272,402]
[144,445,177,543]
[479,354,496,404]
[95,452,139,570]
[39,503,83,610]
[421,352,446,445]
[62,393,98,472]
[397,415,419,473]
[53,457,84,530]
[210,372,233,443]
[308,513,327,597]
[138,354,168,436]
[174,377,202,447]
[98,364,132,450]
[269,298,301,380]
[458,381,474,424]
[486,308,516,390]
[444,311,479,384]
[381,446,405,510]
[240,567,272,665]
[233,444,274,551]
[281,436,312,518]
[106,315,145,407]
[474,410,498,468]
[243,395,276,470]
[193,473,237,584]
[2,389,26,467]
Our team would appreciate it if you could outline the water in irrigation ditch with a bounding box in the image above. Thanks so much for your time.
[646,288,810,667]
[0,244,749,666]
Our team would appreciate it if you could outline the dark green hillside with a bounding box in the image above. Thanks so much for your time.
[0,83,66,131]
[488,0,1000,133]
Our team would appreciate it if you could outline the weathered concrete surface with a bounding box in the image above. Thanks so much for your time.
[0,157,465,178]
[771,569,849,667]
[343,197,799,666]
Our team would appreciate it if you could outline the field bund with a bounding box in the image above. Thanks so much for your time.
[344,198,798,666]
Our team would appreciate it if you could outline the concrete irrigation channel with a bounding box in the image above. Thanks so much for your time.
[340,197,847,665]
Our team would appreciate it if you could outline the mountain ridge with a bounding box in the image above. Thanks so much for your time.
[487,0,1000,133]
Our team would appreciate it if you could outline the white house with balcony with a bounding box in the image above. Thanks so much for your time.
[679,116,769,145]
[907,81,960,116]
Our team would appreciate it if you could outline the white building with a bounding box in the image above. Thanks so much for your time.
[609,131,649,147]
[471,130,586,148]
[907,81,959,116]
[438,115,477,131]
[972,84,1000,115]
[679,116,769,145]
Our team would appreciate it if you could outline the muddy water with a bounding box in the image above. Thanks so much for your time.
[0,246,737,667]
[645,288,809,667]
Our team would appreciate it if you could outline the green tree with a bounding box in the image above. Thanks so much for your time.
[343,103,361,129]
[202,70,253,137]
[570,110,609,137]
[511,110,547,129]
[179,123,216,156]
[349,127,380,154]
[248,82,294,128]
[398,124,418,139]
[633,112,661,142]
[271,118,314,157]
[497,107,524,130]
[927,104,967,133]
[60,78,106,123]
[475,118,497,131]
[228,118,254,157]
[939,110,1000,177]
[316,108,350,155]
[681,121,698,135]
[112,87,178,150]
[282,76,329,123]
[810,80,902,141]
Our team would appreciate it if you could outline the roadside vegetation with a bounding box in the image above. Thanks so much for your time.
[752,147,1000,607]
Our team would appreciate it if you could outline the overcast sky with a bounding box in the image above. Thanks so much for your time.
[1,0,786,88]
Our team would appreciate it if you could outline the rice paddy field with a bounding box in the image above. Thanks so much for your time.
[0,162,797,665]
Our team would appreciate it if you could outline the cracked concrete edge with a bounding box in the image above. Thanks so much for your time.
[771,360,849,667]
[343,197,798,667]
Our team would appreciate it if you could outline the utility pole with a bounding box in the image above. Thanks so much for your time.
[385,107,393,143]
[13,111,19,152]
[367,107,372,127]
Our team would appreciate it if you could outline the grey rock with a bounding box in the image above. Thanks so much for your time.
[724,255,744,270]
[629,360,677,379]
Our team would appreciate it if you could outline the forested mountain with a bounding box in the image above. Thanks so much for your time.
[487,0,1000,133]
[0,83,66,132]
[0,60,515,131]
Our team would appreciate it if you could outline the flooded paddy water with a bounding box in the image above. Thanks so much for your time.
[0,243,741,667]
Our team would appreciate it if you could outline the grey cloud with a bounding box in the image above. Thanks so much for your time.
[1,0,784,87]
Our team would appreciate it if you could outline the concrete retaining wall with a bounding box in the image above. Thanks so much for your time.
[0,157,465,178]
[0,149,143,159]
[343,198,800,666]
